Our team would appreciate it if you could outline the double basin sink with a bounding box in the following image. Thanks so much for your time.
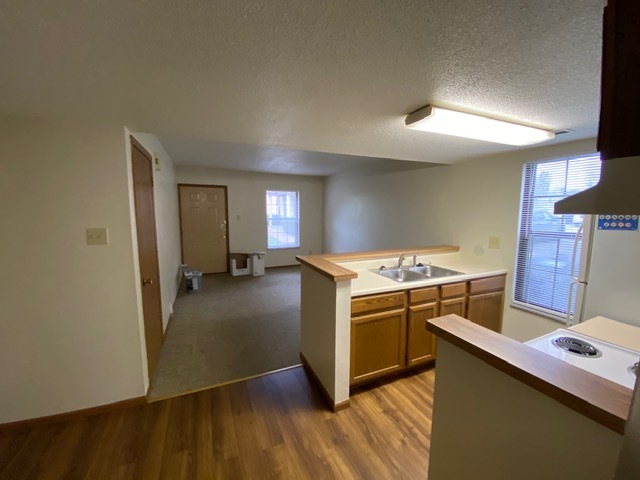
[371,264,463,283]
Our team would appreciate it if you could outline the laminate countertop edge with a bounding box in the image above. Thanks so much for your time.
[296,245,460,282]
[427,314,631,434]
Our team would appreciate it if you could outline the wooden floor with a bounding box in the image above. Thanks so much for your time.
[0,367,435,479]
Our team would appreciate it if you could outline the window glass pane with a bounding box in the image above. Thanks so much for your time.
[266,190,300,249]
[514,154,601,319]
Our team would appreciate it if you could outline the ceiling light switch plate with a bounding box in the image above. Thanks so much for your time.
[488,236,501,249]
[86,227,109,245]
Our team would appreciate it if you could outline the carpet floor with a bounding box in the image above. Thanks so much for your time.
[149,266,301,400]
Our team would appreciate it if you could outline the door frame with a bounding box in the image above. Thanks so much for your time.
[130,136,164,380]
[177,183,231,272]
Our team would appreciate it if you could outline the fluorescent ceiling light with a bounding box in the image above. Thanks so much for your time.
[405,105,555,146]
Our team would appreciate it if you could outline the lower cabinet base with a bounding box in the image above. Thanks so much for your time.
[349,360,436,391]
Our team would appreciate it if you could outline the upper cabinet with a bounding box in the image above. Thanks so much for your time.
[597,0,640,160]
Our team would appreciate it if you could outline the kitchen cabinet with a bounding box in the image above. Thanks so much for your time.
[407,286,439,367]
[350,292,407,385]
[350,274,506,387]
[439,282,467,317]
[467,275,505,332]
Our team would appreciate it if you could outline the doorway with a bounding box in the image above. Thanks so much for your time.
[178,184,229,274]
[131,137,164,380]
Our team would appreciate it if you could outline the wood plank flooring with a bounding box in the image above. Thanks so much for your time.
[0,366,435,479]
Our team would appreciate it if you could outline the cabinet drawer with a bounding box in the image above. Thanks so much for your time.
[440,282,467,299]
[469,275,506,295]
[409,286,439,305]
[351,291,407,316]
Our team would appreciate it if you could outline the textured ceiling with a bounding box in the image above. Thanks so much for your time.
[0,0,605,174]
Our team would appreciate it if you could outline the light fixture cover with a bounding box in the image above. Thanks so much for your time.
[404,105,555,146]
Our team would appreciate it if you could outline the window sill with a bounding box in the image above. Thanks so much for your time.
[510,302,567,324]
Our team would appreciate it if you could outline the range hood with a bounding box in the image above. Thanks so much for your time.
[554,155,640,214]
[554,0,640,215]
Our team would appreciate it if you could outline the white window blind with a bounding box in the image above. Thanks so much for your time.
[513,154,601,319]
[266,190,300,249]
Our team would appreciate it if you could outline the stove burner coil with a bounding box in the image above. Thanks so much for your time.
[552,337,602,357]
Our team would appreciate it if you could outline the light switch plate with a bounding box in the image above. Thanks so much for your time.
[488,236,501,249]
[153,156,161,171]
[86,227,109,245]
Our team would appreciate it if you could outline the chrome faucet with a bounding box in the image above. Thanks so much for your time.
[396,252,406,269]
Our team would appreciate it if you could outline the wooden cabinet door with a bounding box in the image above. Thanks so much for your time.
[407,303,438,367]
[440,296,467,317]
[467,291,504,332]
[350,308,407,386]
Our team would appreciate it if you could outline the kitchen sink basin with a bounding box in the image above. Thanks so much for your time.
[374,268,426,282]
[371,265,463,283]
[409,265,463,278]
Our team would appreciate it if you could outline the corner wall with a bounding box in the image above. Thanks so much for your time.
[324,139,598,341]
[0,116,146,423]
[175,166,324,267]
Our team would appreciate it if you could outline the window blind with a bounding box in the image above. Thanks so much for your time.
[513,154,601,319]
[266,190,300,249]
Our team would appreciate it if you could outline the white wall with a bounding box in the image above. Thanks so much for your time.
[176,166,324,267]
[0,116,146,423]
[131,132,182,331]
[324,163,453,253]
[325,139,598,341]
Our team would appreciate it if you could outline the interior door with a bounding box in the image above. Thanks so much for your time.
[179,185,229,274]
[131,137,164,380]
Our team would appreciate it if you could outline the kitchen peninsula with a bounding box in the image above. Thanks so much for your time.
[426,314,635,480]
[296,245,507,410]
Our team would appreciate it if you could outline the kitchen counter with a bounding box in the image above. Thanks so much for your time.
[426,314,629,480]
[297,245,507,296]
[571,316,640,351]
[427,314,632,433]
[296,245,508,412]
[341,253,507,296]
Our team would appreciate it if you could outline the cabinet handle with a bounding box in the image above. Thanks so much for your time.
[142,278,154,286]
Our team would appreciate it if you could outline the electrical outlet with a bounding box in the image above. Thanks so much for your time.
[488,236,500,249]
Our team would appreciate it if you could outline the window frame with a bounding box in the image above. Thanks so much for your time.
[265,190,301,250]
[511,153,601,322]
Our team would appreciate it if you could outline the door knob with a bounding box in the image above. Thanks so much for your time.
[142,278,154,286]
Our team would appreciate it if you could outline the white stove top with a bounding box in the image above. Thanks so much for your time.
[525,329,640,389]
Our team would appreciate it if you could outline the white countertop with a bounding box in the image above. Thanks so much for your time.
[570,316,640,352]
[339,252,508,296]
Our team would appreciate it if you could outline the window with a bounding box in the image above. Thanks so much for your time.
[266,190,300,249]
[513,154,601,320]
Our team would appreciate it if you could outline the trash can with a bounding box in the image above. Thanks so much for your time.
[182,265,202,292]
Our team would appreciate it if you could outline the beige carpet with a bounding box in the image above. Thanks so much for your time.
[149,266,301,400]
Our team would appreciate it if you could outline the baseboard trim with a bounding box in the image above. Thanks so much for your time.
[266,264,301,270]
[299,352,351,412]
[0,396,147,432]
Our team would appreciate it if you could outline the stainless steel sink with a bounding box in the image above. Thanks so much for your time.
[375,268,426,282]
[371,265,463,283]
[409,265,463,278]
